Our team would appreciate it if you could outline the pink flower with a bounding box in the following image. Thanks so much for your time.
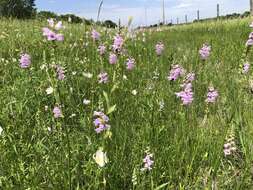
[168,65,185,81]
[53,106,62,118]
[42,27,51,36]
[242,62,250,74]
[199,44,211,60]
[205,86,218,103]
[112,34,124,52]
[46,30,57,41]
[56,34,64,41]
[42,22,64,42]
[175,83,194,105]
[93,111,110,133]
[109,53,117,64]
[141,153,154,171]
[91,29,100,41]
[155,42,164,56]
[126,58,135,70]
[56,65,65,80]
[98,44,106,56]
[98,72,109,83]
[246,39,253,46]
[55,21,63,30]
[20,53,31,68]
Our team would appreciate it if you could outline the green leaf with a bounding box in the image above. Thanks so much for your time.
[154,182,169,190]
[103,91,110,109]
[107,104,116,114]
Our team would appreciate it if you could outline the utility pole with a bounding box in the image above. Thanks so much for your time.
[217,4,220,18]
[162,0,165,25]
[197,10,200,21]
[185,15,188,23]
[177,17,179,25]
[251,0,253,15]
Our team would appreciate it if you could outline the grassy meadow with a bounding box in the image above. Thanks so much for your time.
[1,17,253,189]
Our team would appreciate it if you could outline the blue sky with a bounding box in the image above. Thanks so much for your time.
[36,0,250,26]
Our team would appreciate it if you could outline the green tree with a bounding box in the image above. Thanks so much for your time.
[0,0,36,19]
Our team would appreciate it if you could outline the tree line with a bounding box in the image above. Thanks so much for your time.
[0,0,117,28]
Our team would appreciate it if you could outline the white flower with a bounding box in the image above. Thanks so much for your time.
[40,64,47,70]
[132,90,138,96]
[83,99,91,105]
[0,126,3,135]
[46,86,54,95]
[83,72,93,78]
[159,100,165,111]
[123,75,128,80]
[93,148,108,167]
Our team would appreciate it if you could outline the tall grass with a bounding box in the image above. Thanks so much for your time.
[0,17,253,189]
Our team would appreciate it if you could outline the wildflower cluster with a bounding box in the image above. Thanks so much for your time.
[98,72,109,83]
[242,62,250,74]
[155,42,165,56]
[223,134,237,156]
[20,53,31,68]
[91,29,101,41]
[205,86,219,103]
[93,111,110,133]
[42,18,64,41]
[168,65,185,81]
[176,82,194,105]
[141,153,154,171]
[126,58,135,70]
[112,34,124,52]
[199,44,211,60]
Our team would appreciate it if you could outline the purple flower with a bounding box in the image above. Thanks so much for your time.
[246,38,253,46]
[141,153,154,171]
[168,65,185,81]
[112,34,124,52]
[20,53,31,68]
[56,65,65,80]
[184,72,195,83]
[53,106,62,118]
[42,24,64,42]
[56,33,64,41]
[93,111,110,133]
[242,62,250,74]
[46,30,57,41]
[98,44,106,56]
[126,58,135,70]
[175,83,194,105]
[199,44,211,60]
[55,21,63,30]
[155,42,164,56]
[91,29,100,41]
[98,72,109,83]
[42,27,51,36]
[205,86,218,103]
[109,53,117,64]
